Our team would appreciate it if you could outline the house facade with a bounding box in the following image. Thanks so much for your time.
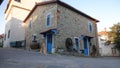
[24,0,99,56]
[4,0,45,48]
[98,29,119,56]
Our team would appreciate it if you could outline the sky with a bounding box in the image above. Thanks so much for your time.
[0,0,7,34]
[0,0,120,34]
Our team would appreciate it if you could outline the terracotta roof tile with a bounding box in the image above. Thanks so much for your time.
[98,31,108,36]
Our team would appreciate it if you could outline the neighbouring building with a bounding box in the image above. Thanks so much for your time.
[4,0,46,48]
[98,29,119,56]
[24,0,99,56]
[0,34,4,47]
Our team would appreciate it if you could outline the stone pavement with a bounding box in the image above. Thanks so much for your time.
[0,48,120,68]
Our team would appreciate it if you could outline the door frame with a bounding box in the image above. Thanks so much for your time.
[83,37,89,56]
[46,33,54,53]
[74,37,80,51]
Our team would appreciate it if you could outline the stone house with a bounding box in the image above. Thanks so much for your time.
[24,0,99,56]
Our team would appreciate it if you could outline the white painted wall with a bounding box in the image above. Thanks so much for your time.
[4,17,25,47]
[4,18,11,47]
[5,0,34,20]
[5,0,51,20]
[11,6,30,21]
[98,36,119,56]
[10,18,25,41]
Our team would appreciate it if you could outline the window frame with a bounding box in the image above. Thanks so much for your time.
[32,34,37,42]
[74,37,80,51]
[29,18,32,29]
[8,30,10,39]
[88,21,93,33]
[46,13,52,28]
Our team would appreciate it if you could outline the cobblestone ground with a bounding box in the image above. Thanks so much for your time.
[0,48,120,68]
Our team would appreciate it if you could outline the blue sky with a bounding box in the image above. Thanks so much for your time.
[0,0,7,34]
[0,0,120,34]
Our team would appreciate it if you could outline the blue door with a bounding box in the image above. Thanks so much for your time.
[46,34,52,53]
[84,37,89,56]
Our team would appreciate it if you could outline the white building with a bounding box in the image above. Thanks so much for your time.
[4,0,50,47]
[98,30,119,56]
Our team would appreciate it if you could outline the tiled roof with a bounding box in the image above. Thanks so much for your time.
[98,31,108,36]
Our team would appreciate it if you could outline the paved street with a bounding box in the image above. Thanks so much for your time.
[0,48,120,68]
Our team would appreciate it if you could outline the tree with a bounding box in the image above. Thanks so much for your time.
[114,37,120,51]
[108,23,120,52]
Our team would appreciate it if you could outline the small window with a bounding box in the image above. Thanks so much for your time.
[112,48,116,55]
[4,34,6,40]
[8,30,10,39]
[46,14,51,27]
[74,37,80,51]
[15,0,21,2]
[88,22,93,33]
[32,34,37,42]
[29,19,32,29]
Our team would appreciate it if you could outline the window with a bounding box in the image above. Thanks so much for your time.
[88,22,93,33]
[112,48,116,55]
[15,0,21,2]
[8,30,10,39]
[32,34,37,42]
[74,37,80,51]
[4,34,6,40]
[29,19,32,29]
[46,14,51,27]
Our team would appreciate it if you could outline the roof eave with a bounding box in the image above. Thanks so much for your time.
[23,0,58,22]
[4,0,12,13]
[57,0,99,23]
[24,0,99,23]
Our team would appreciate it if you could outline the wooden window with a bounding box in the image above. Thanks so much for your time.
[46,13,51,27]
[74,37,80,51]
[8,30,10,39]
[32,34,37,42]
[88,22,93,33]
[29,19,32,29]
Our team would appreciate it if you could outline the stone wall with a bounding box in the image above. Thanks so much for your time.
[25,3,57,49]
[55,4,98,52]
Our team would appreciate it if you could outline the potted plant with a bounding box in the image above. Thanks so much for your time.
[30,42,40,50]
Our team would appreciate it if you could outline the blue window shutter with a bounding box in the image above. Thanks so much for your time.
[88,22,93,33]
[46,14,51,27]
[89,23,92,32]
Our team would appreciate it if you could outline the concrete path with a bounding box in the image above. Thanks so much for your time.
[0,48,120,68]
